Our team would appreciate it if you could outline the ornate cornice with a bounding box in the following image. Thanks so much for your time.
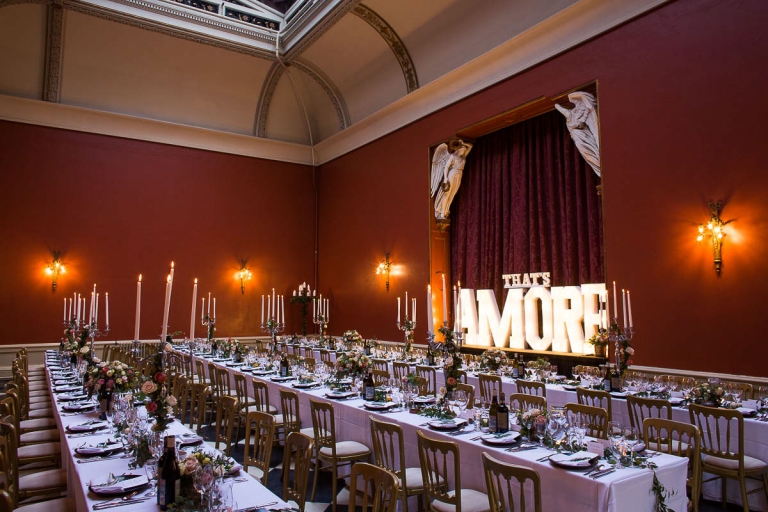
[254,62,284,138]
[43,0,65,103]
[64,1,276,59]
[0,0,42,7]
[352,3,418,93]
[292,57,349,129]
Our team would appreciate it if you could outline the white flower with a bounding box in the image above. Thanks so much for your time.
[141,381,157,394]
[79,346,90,354]
[626,347,635,355]
[167,395,177,407]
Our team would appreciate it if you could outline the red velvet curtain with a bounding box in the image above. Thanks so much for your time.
[451,109,604,301]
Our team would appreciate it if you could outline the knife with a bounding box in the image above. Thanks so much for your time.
[93,498,150,510]
[590,468,616,479]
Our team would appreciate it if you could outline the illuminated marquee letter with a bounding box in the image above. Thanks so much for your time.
[551,286,585,353]
[579,283,606,355]
[524,287,553,351]
[458,288,479,345]
[476,288,525,349]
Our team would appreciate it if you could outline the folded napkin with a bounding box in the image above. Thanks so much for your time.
[76,442,121,455]
[68,421,107,432]
[91,474,148,494]
[178,433,204,446]
[548,451,598,467]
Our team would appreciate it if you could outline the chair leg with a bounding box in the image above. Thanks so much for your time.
[739,476,749,512]
[721,476,727,509]
[311,458,320,502]
[331,460,338,512]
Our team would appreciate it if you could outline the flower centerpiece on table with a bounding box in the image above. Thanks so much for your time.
[586,330,610,358]
[138,345,176,432]
[342,330,363,346]
[518,408,547,439]
[86,360,135,398]
[401,319,415,357]
[480,348,508,372]
[690,381,725,407]
[64,320,98,368]
[219,337,243,358]
[590,321,635,376]
[437,324,463,393]
[335,349,371,379]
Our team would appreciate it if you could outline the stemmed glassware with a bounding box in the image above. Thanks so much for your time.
[623,426,639,463]
[681,377,695,405]
[607,421,626,468]
[570,412,587,448]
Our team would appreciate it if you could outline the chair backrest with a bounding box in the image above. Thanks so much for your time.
[188,383,210,433]
[415,366,437,396]
[309,398,337,454]
[208,362,221,397]
[369,416,407,484]
[214,396,239,456]
[0,488,14,512]
[724,381,754,400]
[516,379,546,398]
[303,357,317,373]
[643,417,701,501]
[417,430,462,512]
[372,369,390,387]
[233,373,250,414]
[576,388,612,419]
[392,362,410,382]
[626,395,671,437]
[244,411,275,485]
[319,349,331,363]
[216,367,232,396]
[563,403,608,439]
[252,379,272,413]
[455,370,468,384]
[508,393,546,414]
[479,373,502,402]
[482,452,542,512]
[196,359,208,383]
[689,404,744,464]
[415,377,430,396]
[172,376,189,421]
[349,462,400,512]
[283,432,314,512]
[372,359,389,372]
[455,383,476,409]
[280,389,302,436]
[0,419,19,501]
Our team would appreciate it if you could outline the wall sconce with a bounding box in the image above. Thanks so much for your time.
[697,201,724,275]
[235,259,252,294]
[45,250,65,291]
[376,252,393,291]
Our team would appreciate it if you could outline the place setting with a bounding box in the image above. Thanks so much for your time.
[75,439,124,458]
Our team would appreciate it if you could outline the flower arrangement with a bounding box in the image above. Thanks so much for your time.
[335,349,371,378]
[437,324,464,391]
[218,338,243,358]
[86,360,136,397]
[139,347,175,432]
[590,322,635,376]
[401,319,415,355]
[64,320,98,367]
[179,449,235,477]
[342,330,364,345]
[690,381,725,407]
[402,373,422,388]
[518,408,547,438]
[480,348,508,372]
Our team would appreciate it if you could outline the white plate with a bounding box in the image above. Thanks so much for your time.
[669,397,684,406]
[548,451,599,469]
[609,391,628,398]
[76,443,123,456]
[481,432,520,445]
[59,393,89,402]
[54,385,82,393]
[178,433,204,446]
[562,385,579,391]
[414,396,436,404]
[293,382,321,389]
[428,419,467,430]
[364,402,393,411]
[325,391,357,399]
[89,474,149,496]
[54,379,78,386]
[62,402,97,412]
[270,376,295,382]
[67,421,107,432]
[738,407,757,417]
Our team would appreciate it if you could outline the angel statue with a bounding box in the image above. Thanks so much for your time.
[430,138,474,221]
[555,91,601,176]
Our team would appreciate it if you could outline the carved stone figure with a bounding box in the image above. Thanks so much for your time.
[555,91,601,176]
[430,138,474,220]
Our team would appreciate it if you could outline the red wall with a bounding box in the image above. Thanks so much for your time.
[318,0,768,377]
[0,122,316,344]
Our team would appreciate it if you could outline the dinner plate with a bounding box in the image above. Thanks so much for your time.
[325,391,357,399]
[67,421,107,432]
[738,407,757,417]
[414,396,436,404]
[62,402,97,412]
[561,385,579,391]
[428,419,467,430]
[481,432,520,445]
[89,474,149,496]
[293,382,321,389]
[76,443,123,456]
[52,372,75,378]
[669,397,684,406]
[212,358,231,362]
[270,376,295,382]
[609,391,628,398]
[54,385,82,393]
[177,433,204,446]
[225,362,245,367]
[250,369,276,376]
[363,402,394,411]
[54,379,78,386]
[58,393,89,402]
[548,451,599,469]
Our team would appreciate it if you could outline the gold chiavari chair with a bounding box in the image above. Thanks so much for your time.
[348,462,400,512]
[415,366,437,396]
[243,411,274,485]
[478,373,502,402]
[626,395,672,444]
[282,432,314,512]
[392,362,411,382]
[576,387,612,420]
[515,379,546,398]
[372,359,389,372]
[370,416,425,512]
[213,396,239,457]
[563,403,608,440]
[508,393,546,414]
[455,383,476,409]
[482,452,542,512]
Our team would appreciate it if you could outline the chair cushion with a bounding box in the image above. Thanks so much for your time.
[19,468,68,492]
[702,453,766,472]
[271,414,286,427]
[319,440,370,458]
[28,396,52,405]
[21,429,60,445]
[29,390,50,397]
[300,427,315,438]
[19,442,61,461]
[403,466,427,491]
[16,497,75,512]
[28,409,54,419]
[21,418,57,432]
[647,440,690,454]
[431,489,490,512]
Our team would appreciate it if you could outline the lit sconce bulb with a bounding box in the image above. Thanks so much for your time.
[45,267,53,275]
[717,232,723,239]
[236,259,252,294]
[697,235,703,242]
[707,222,713,230]
[45,250,65,291]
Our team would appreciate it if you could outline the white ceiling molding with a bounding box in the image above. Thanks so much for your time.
[313,0,670,165]
[0,94,315,164]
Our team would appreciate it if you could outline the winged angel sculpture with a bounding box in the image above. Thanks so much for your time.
[555,91,601,176]
[430,139,473,221]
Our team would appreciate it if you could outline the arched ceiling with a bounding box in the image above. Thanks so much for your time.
[0,0,669,164]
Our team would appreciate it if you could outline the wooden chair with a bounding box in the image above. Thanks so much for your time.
[279,389,314,440]
[243,411,274,485]
[213,396,239,456]
[349,462,400,512]
[415,366,437,396]
[478,373,502,402]
[216,366,232,396]
[4,389,57,437]
[455,370,468,384]
[171,375,189,422]
[319,349,332,364]
[372,359,389,372]
[207,362,222,422]
[252,379,279,414]
[689,404,768,512]
[0,486,74,512]
[576,387,612,420]
[188,383,211,434]
[392,362,411,382]
[626,395,672,443]
[724,381,754,401]
[643,418,701,512]
[416,429,490,512]
[563,403,608,439]
[283,432,314,512]
[373,369,391,386]
[370,416,425,512]
[195,359,210,385]
[303,357,317,372]
[234,373,258,441]
[482,452,542,512]
[515,379,546,398]
[454,383,476,410]
[309,398,371,512]
[508,393,546,414]
[0,394,57,446]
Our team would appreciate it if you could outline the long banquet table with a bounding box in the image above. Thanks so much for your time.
[195,351,689,512]
[44,351,289,512]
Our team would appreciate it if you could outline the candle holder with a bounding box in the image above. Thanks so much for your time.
[261,316,285,355]
[87,321,110,359]
[201,314,216,346]
[290,288,314,336]
[396,317,415,359]
[313,314,328,339]
[606,320,635,376]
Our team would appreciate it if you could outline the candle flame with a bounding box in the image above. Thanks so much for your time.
[139,274,142,282]
[171,261,175,268]
[194,278,198,284]
[428,284,431,292]
[167,274,171,283]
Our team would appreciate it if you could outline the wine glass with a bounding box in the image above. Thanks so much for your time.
[570,412,587,448]
[533,418,546,447]
[607,421,625,468]
[681,377,695,405]
[623,426,639,462]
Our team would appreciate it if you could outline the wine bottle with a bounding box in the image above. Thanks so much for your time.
[610,364,622,392]
[497,392,509,433]
[427,350,435,366]
[364,369,376,401]
[603,365,611,392]
[488,388,499,433]
[512,355,519,379]
[280,355,289,377]
[157,435,179,510]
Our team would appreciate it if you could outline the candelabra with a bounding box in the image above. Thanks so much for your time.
[607,320,634,375]
[313,314,328,339]
[202,314,216,346]
[262,317,285,354]
[426,322,465,357]
[396,317,415,358]
[87,321,110,359]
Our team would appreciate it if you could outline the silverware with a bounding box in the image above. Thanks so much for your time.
[77,455,121,464]
[93,498,150,510]
[536,455,551,462]
[590,468,616,479]
[249,501,278,509]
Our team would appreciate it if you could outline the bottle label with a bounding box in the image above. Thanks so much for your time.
[512,368,519,379]
[488,416,497,433]
[611,376,621,392]
[365,386,374,400]
[498,413,509,432]
[157,478,166,506]
[604,378,611,391]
